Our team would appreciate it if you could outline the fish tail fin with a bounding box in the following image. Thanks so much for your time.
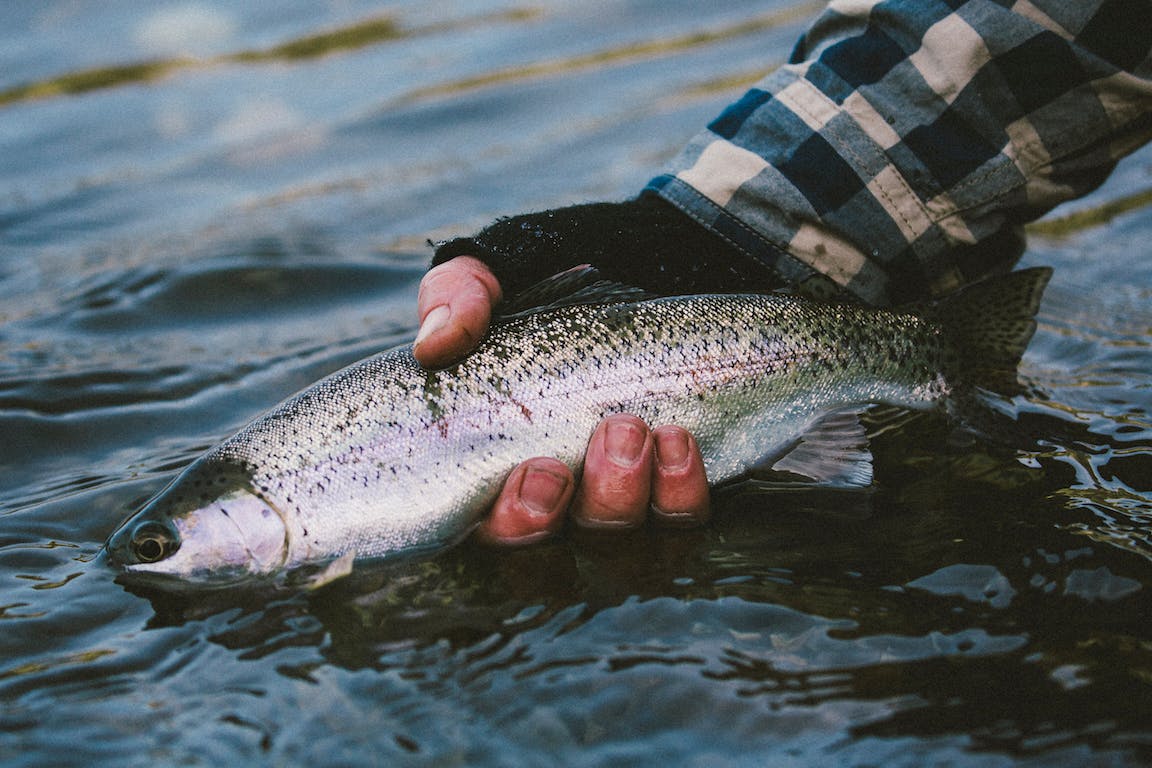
[929,267,1052,396]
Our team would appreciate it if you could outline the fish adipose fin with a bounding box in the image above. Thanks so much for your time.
[928,267,1052,396]
[751,409,874,488]
[499,265,654,317]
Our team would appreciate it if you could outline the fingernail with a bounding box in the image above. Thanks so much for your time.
[519,466,570,517]
[650,505,702,526]
[655,428,691,471]
[604,417,645,467]
[414,304,450,348]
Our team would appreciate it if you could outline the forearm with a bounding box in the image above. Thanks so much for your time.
[649,0,1152,304]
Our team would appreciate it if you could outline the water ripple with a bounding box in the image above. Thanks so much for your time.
[0,7,542,108]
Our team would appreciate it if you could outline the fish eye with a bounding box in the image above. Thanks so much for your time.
[131,522,179,563]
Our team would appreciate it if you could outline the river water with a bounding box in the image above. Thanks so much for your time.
[2,2,1151,766]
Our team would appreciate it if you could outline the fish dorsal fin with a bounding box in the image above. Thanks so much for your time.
[755,409,874,488]
[499,265,654,317]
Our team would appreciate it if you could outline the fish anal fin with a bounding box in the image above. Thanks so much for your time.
[751,409,874,488]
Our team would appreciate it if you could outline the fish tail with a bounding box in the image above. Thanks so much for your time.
[929,267,1052,395]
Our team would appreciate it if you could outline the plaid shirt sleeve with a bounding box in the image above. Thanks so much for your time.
[646,0,1152,305]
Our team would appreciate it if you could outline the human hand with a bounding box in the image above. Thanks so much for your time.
[413,255,710,544]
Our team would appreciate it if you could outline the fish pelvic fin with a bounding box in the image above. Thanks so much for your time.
[749,409,874,489]
[928,267,1052,396]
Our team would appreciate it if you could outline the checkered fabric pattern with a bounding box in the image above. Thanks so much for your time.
[647,0,1152,305]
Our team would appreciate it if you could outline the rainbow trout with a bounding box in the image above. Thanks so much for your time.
[105,267,1050,584]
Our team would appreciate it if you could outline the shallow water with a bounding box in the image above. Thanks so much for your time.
[2,2,1151,766]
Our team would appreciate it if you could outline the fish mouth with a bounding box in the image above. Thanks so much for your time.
[105,512,177,570]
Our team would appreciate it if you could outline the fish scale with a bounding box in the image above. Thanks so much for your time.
[105,268,1050,584]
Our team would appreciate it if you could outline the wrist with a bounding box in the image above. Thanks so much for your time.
[432,195,784,300]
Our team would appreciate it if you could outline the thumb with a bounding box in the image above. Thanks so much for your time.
[414,256,502,369]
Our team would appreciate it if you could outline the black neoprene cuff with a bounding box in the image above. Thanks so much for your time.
[431,193,784,300]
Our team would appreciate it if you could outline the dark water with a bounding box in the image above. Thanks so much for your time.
[2,2,1151,766]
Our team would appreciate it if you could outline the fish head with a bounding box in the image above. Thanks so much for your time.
[105,460,289,585]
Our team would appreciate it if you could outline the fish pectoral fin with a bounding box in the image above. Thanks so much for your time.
[752,409,874,488]
[305,551,357,590]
